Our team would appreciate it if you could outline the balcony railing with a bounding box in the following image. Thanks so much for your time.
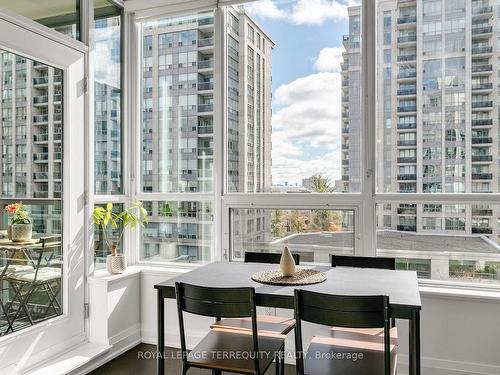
[472,6,493,15]
[472,26,493,35]
[397,71,417,79]
[198,17,214,26]
[33,133,49,142]
[472,155,492,162]
[397,35,416,43]
[472,64,493,73]
[397,106,417,112]
[397,16,417,24]
[397,157,417,163]
[198,104,213,113]
[33,172,49,180]
[472,209,493,216]
[397,54,417,62]
[472,101,493,108]
[397,174,417,181]
[342,127,349,134]
[33,96,48,104]
[472,227,493,234]
[397,207,417,214]
[198,148,213,156]
[472,46,493,55]
[198,37,214,48]
[471,137,492,144]
[397,140,417,146]
[33,77,48,85]
[198,60,214,69]
[198,82,214,91]
[397,225,417,232]
[33,153,49,161]
[397,122,416,130]
[472,83,493,90]
[198,126,213,134]
[33,115,49,123]
[397,88,416,96]
[472,173,493,180]
[472,119,492,126]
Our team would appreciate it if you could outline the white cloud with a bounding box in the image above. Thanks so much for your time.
[314,47,344,72]
[271,71,342,185]
[245,0,354,25]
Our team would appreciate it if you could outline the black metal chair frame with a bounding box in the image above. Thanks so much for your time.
[331,255,396,270]
[294,289,392,375]
[176,282,284,375]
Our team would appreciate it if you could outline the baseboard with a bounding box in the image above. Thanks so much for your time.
[71,325,142,375]
[398,354,500,375]
[141,327,206,351]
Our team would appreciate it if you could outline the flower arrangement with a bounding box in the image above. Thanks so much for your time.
[4,202,32,242]
[5,202,31,225]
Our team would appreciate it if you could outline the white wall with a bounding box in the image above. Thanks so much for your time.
[87,267,500,375]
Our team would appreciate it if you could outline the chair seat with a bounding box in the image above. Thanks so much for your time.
[187,329,285,374]
[303,327,398,375]
[6,267,61,283]
[211,315,296,335]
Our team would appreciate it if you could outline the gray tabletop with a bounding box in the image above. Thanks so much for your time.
[155,262,421,316]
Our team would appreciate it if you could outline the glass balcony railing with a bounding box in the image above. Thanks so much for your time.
[472,83,493,90]
[472,173,493,180]
[472,119,492,126]
[198,104,213,113]
[198,37,214,48]
[198,60,214,69]
[397,174,417,181]
[397,35,416,43]
[198,82,214,91]
[472,101,493,108]
[472,6,493,15]
[472,64,493,73]
[397,157,417,163]
[397,140,417,146]
[472,26,493,35]
[471,137,493,144]
[472,155,492,162]
[472,46,492,55]
[397,122,417,129]
[397,16,417,24]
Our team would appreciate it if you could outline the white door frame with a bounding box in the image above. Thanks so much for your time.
[0,9,88,373]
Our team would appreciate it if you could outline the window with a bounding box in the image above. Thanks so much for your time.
[94,3,122,195]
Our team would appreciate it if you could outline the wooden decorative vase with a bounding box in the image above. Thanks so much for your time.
[280,246,296,277]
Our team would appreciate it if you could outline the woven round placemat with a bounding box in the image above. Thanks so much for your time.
[251,269,327,286]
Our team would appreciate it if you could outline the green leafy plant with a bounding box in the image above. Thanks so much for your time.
[93,201,149,256]
[5,202,32,225]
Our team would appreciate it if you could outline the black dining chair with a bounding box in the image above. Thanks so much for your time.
[211,251,299,336]
[175,282,285,375]
[294,289,398,375]
[244,251,300,265]
[331,254,396,270]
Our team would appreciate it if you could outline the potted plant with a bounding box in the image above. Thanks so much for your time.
[93,201,148,274]
[5,202,33,242]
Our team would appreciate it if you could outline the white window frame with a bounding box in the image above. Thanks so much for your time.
[124,0,500,291]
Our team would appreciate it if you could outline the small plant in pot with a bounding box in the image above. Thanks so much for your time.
[94,201,149,274]
[5,202,32,242]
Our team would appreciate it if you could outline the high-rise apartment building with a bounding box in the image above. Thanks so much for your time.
[340,6,362,193]
[343,0,500,242]
[0,51,63,234]
[141,7,273,262]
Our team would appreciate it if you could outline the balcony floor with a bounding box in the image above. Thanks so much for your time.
[90,344,295,375]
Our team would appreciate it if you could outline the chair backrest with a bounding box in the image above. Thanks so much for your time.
[175,282,261,372]
[331,255,395,270]
[244,251,300,265]
[294,289,391,375]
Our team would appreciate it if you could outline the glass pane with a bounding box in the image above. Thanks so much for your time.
[0,50,64,335]
[0,0,80,40]
[231,208,355,263]
[141,200,214,263]
[94,3,122,194]
[375,0,500,194]
[94,203,123,270]
[141,12,216,193]
[225,1,360,193]
[376,203,500,283]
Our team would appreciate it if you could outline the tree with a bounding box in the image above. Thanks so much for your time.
[271,209,286,238]
[309,173,336,193]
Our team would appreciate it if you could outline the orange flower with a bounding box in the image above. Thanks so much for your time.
[5,203,20,213]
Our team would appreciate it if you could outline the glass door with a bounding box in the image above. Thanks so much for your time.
[0,10,86,372]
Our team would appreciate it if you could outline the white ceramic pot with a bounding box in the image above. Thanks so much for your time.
[107,254,127,274]
[280,246,296,277]
[11,223,32,242]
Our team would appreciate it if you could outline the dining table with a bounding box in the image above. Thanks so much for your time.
[155,261,422,375]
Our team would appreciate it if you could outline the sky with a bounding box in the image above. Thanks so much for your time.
[244,0,356,187]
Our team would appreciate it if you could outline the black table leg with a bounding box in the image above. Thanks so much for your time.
[409,308,421,375]
[157,289,165,375]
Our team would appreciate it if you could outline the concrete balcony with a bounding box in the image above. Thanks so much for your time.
[33,76,48,85]
[472,173,493,180]
[198,60,214,70]
[397,174,417,181]
[397,71,417,80]
[397,122,417,130]
[472,46,493,55]
[472,26,493,35]
[397,207,417,214]
[397,157,417,163]
[198,82,214,91]
[33,114,49,124]
[397,106,417,113]
[397,54,417,62]
[397,35,416,44]
[472,83,493,91]
[33,152,49,161]
[472,64,493,73]
[397,16,417,25]
[472,6,493,17]
[198,37,214,48]
[398,140,417,147]
[472,209,493,216]
[397,88,417,96]
[472,155,492,162]
[198,17,214,26]
[33,96,48,105]
[471,137,492,144]
[472,119,492,126]
[472,101,493,109]
[397,225,417,232]
[198,104,213,113]
[472,227,493,234]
